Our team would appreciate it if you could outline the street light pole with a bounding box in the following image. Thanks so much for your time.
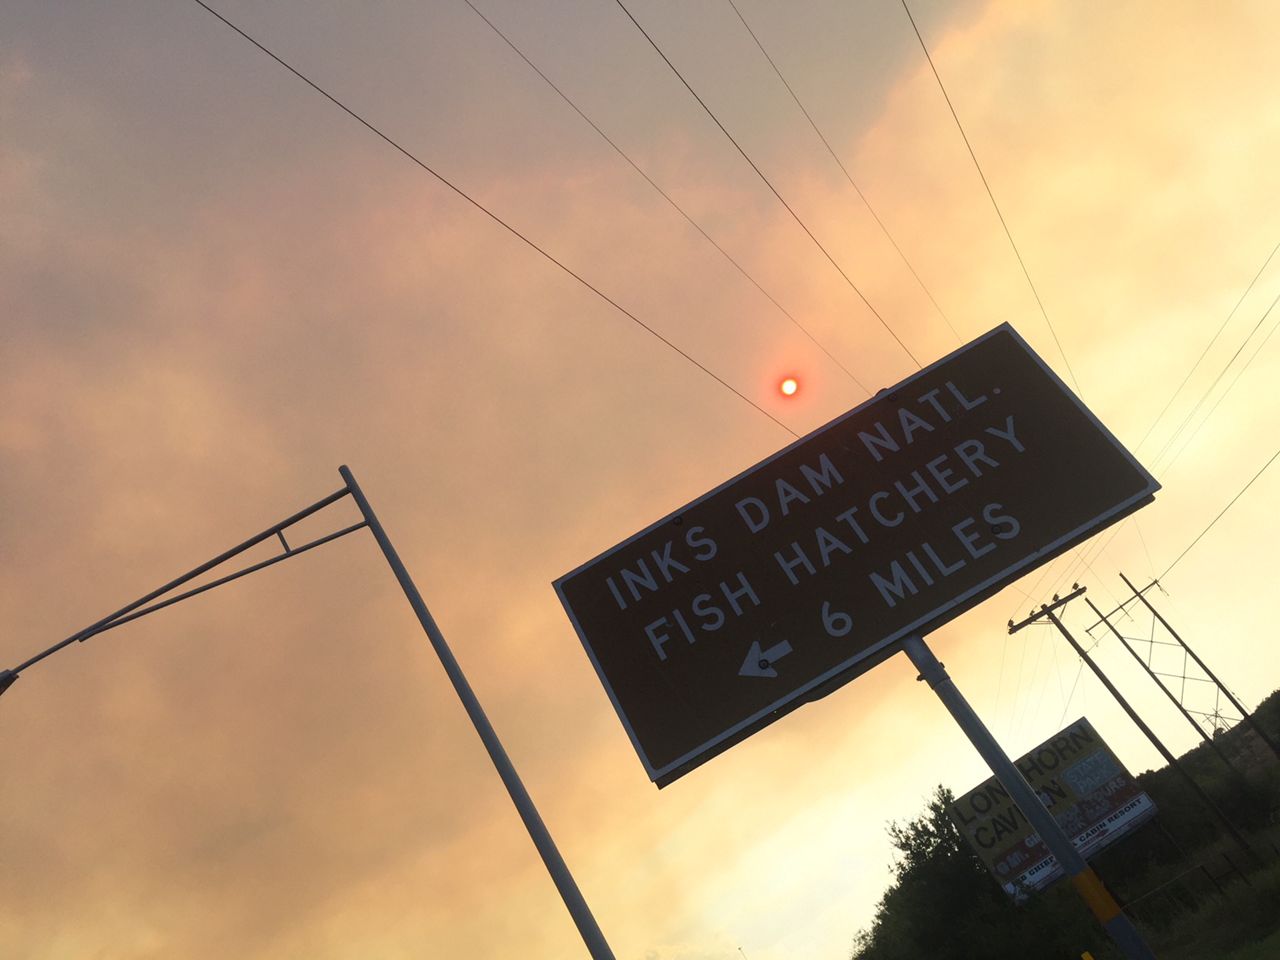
[338,466,615,960]
[1,467,617,958]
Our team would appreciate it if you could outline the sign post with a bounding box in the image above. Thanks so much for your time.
[557,324,1161,957]
[903,635,1155,959]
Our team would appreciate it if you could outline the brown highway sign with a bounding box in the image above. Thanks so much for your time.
[554,324,1159,786]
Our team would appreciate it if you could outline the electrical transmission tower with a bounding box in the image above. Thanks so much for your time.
[1085,574,1280,763]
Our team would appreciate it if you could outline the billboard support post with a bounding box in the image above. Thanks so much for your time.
[339,466,616,960]
[901,634,1156,960]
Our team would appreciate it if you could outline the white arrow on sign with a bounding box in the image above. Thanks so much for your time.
[739,639,794,678]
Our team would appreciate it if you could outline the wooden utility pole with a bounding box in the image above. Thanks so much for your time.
[1010,586,1260,867]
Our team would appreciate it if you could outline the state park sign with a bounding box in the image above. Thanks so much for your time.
[950,718,1157,896]
[555,324,1159,786]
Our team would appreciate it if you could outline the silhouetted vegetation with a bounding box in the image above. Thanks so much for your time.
[851,692,1280,960]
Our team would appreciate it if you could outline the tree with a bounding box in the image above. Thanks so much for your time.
[851,787,1116,960]
[851,693,1280,959]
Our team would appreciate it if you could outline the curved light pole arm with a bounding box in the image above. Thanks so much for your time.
[0,486,352,696]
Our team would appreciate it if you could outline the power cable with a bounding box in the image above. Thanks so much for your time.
[1041,280,1280,605]
[1014,631,1046,730]
[1002,493,1131,635]
[1161,442,1280,580]
[1051,520,1143,624]
[1156,290,1280,475]
[1045,635,1066,725]
[461,0,870,396]
[1134,521,1156,577]
[614,0,921,368]
[1043,239,1280,600]
[899,0,1080,395]
[188,0,797,438]
[1057,631,1101,728]
[904,0,1098,730]
[1191,297,1280,433]
[1000,517,1128,730]
[725,0,963,346]
[1132,239,1280,455]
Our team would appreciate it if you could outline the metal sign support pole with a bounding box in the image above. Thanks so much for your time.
[901,635,1156,960]
[339,466,615,960]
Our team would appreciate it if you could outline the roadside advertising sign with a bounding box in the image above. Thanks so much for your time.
[950,717,1158,896]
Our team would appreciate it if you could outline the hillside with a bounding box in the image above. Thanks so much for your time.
[850,691,1280,960]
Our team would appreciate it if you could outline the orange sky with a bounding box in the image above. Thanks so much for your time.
[3,1,1280,957]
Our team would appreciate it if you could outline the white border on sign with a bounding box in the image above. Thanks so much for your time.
[554,323,1161,784]
[1011,792,1157,893]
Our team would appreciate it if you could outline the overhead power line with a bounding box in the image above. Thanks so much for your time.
[1043,252,1280,598]
[1154,289,1280,473]
[614,0,922,368]
[1191,297,1280,432]
[1051,237,1280,596]
[899,0,1080,394]
[461,0,870,396]
[725,0,963,346]
[1133,238,1280,455]
[1034,283,1280,643]
[904,0,1098,730]
[1161,442,1280,580]
[188,0,797,438]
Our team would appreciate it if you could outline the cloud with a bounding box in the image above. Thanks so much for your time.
[4,3,1280,959]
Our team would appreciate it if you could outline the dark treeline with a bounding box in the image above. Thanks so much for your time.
[850,691,1280,960]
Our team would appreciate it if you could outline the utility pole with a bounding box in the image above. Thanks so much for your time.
[1011,587,1260,867]
[1084,596,1242,777]
[1119,573,1280,762]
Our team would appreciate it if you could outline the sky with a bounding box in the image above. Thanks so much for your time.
[3,1,1280,957]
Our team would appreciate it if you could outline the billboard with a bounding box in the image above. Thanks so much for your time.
[555,324,1159,786]
[950,717,1157,895]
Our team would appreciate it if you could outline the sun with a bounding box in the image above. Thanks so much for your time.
[779,376,799,397]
